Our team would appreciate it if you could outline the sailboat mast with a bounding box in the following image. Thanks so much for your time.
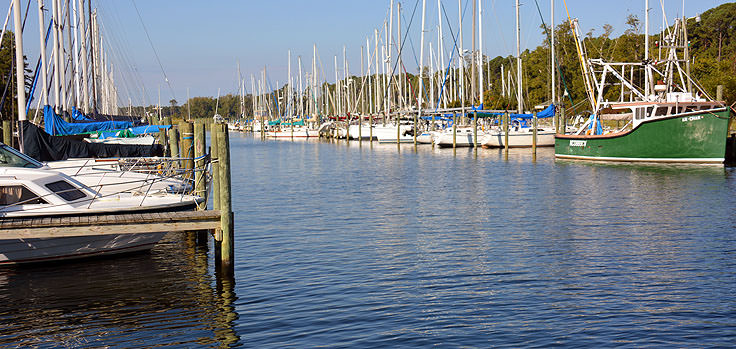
[12,0,26,122]
[38,0,49,106]
[644,0,649,97]
[471,0,476,106]
[388,0,394,122]
[437,0,446,109]
[458,0,464,114]
[78,0,88,113]
[478,0,483,107]
[418,0,427,120]
[288,50,292,119]
[88,0,97,114]
[51,0,61,113]
[515,0,523,113]
[298,56,303,117]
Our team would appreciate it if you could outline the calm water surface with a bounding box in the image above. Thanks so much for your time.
[1,134,735,347]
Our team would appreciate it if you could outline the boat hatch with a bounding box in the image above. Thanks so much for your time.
[44,180,87,201]
[0,185,48,205]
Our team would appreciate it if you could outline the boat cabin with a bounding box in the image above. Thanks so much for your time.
[607,93,722,128]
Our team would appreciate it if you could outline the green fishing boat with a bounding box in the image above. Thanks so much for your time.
[555,10,732,164]
[556,101,730,163]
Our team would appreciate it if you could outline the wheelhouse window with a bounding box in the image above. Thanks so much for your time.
[0,185,47,205]
[654,106,669,116]
[45,181,86,202]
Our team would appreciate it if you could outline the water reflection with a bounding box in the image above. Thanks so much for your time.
[0,233,239,347]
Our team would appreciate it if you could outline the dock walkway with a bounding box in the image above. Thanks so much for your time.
[0,210,221,239]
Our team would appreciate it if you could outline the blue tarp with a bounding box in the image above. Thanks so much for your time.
[97,124,171,139]
[70,107,93,121]
[44,105,135,136]
[476,104,556,120]
[588,114,603,135]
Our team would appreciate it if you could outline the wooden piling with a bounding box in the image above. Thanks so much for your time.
[532,112,538,154]
[717,85,724,101]
[193,121,208,245]
[194,121,207,206]
[217,124,234,269]
[414,112,418,146]
[2,120,11,146]
[453,112,457,149]
[211,124,221,211]
[179,121,195,181]
[369,114,373,141]
[504,112,510,153]
[168,126,179,168]
[158,129,169,157]
[473,111,478,148]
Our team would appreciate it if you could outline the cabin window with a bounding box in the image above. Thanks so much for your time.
[0,185,47,205]
[45,180,86,202]
[654,106,669,116]
[634,108,644,120]
[0,144,43,168]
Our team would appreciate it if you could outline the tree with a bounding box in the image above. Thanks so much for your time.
[0,31,31,121]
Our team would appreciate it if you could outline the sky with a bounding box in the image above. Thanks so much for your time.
[12,0,731,106]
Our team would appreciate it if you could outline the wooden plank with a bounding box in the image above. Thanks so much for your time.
[0,220,222,238]
[0,210,221,231]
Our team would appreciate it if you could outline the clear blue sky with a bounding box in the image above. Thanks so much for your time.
[16,0,729,106]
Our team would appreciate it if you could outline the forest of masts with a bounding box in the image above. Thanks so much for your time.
[244,0,541,127]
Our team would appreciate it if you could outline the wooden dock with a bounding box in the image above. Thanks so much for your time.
[0,210,221,239]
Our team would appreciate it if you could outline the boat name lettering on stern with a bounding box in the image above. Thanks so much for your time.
[570,140,587,147]
[682,115,703,122]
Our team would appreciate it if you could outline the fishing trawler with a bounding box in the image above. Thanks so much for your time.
[554,12,731,163]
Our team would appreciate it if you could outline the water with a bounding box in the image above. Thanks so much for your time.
[2,134,735,347]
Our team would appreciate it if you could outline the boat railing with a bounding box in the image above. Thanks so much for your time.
[0,155,212,214]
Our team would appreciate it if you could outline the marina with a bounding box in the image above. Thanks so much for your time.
[0,0,735,346]
[3,136,736,346]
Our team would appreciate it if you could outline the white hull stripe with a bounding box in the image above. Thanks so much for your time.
[555,154,724,164]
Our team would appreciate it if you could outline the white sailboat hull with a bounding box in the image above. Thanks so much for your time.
[434,129,484,147]
[482,130,555,148]
[374,125,414,143]
[266,128,318,138]
[348,125,376,140]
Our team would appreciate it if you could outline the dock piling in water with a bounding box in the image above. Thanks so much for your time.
[473,111,478,149]
[180,121,195,181]
[168,126,179,169]
[211,124,221,211]
[216,124,234,270]
[532,112,537,153]
[504,112,510,153]
[194,121,207,205]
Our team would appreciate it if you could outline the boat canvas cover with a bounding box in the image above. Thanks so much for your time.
[476,103,556,119]
[44,105,135,136]
[22,121,163,161]
[71,107,142,123]
[96,125,172,139]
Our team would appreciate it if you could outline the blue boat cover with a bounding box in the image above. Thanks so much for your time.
[71,107,93,121]
[476,104,556,119]
[44,105,135,136]
[96,124,172,139]
[588,114,603,135]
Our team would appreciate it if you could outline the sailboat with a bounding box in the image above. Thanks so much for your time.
[480,0,555,148]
